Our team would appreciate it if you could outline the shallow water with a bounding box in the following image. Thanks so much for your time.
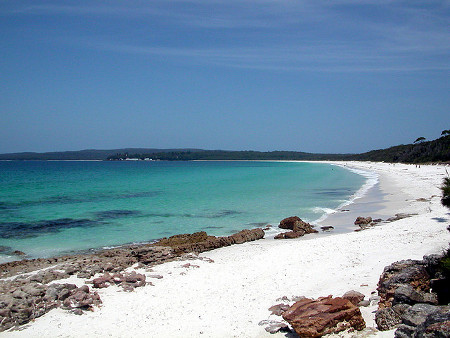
[0,161,367,261]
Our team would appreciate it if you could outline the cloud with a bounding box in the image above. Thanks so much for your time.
[3,0,449,72]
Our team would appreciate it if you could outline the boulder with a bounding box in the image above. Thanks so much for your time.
[279,216,318,234]
[393,284,438,306]
[376,304,411,331]
[320,226,334,232]
[342,290,365,306]
[282,296,365,337]
[354,216,372,226]
[377,259,430,308]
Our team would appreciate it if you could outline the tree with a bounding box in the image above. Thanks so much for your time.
[414,137,426,143]
[441,130,450,136]
[442,177,450,208]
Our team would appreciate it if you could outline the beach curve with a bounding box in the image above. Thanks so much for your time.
[2,161,449,337]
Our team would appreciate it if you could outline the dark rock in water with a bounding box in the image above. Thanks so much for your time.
[342,290,365,306]
[12,250,26,256]
[320,226,334,232]
[354,216,372,226]
[282,296,365,337]
[279,216,318,234]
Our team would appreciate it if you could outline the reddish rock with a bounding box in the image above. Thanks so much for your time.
[152,228,264,254]
[343,290,365,306]
[282,296,366,337]
[279,216,318,234]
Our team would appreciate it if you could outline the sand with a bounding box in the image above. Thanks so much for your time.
[3,161,450,337]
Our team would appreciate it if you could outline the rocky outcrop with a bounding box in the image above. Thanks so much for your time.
[375,252,450,335]
[275,216,318,239]
[282,296,365,337]
[377,259,431,308]
[91,271,146,291]
[342,290,365,306]
[152,228,264,255]
[0,283,101,331]
[0,227,264,332]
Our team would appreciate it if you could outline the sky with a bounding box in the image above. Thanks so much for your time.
[1,0,449,154]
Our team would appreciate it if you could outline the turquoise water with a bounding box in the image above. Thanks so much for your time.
[0,161,366,262]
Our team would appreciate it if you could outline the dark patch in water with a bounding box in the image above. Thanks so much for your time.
[120,191,162,199]
[0,218,101,239]
[314,188,352,197]
[146,210,243,219]
[0,245,13,253]
[3,191,162,210]
[94,210,141,220]
[203,226,225,229]
[206,210,243,218]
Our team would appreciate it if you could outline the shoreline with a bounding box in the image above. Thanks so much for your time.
[2,161,450,337]
[0,160,374,263]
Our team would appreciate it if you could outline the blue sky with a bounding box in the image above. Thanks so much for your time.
[1,0,449,154]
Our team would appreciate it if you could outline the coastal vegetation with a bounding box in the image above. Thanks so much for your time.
[1,134,448,164]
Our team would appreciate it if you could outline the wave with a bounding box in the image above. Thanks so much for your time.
[312,165,379,224]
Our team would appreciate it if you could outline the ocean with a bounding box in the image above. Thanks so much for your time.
[0,160,370,263]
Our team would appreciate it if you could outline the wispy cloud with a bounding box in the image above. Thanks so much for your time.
[3,0,449,72]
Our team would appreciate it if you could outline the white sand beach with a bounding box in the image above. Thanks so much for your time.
[4,161,450,338]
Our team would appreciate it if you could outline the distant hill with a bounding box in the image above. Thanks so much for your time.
[0,148,203,161]
[353,135,450,163]
[0,135,448,163]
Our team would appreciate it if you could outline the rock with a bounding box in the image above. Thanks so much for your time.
[265,322,290,334]
[395,324,416,338]
[386,213,413,222]
[358,300,370,307]
[258,320,291,334]
[393,284,438,306]
[279,216,318,234]
[282,296,365,337]
[401,303,444,327]
[268,303,290,316]
[354,216,372,226]
[375,304,411,331]
[377,259,430,308]
[12,250,26,256]
[342,290,365,306]
[320,226,334,232]
[93,273,113,288]
[152,228,264,255]
[415,306,450,335]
